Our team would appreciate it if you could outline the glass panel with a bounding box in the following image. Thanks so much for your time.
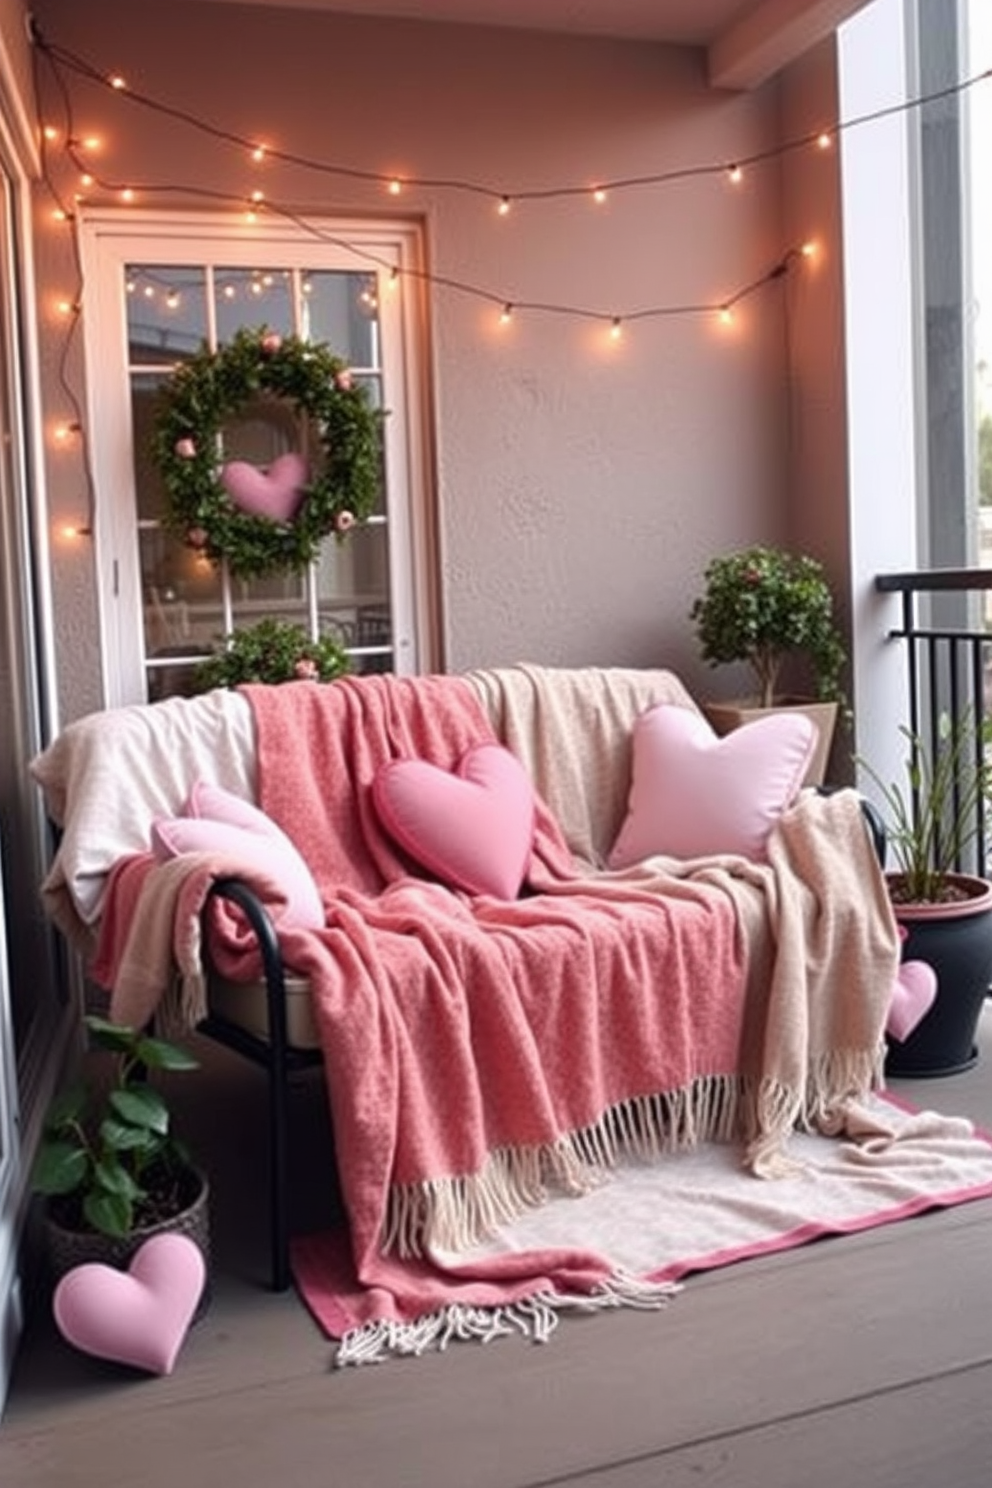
[126,265,207,366]
[146,658,207,704]
[131,374,170,520]
[215,267,293,344]
[301,270,379,366]
[315,522,391,651]
[140,527,223,654]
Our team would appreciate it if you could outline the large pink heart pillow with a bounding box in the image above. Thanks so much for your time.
[53,1233,206,1375]
[608,704,817,867]
[220,452,308,523]
[151,780,323,929]
[372,743,536,898]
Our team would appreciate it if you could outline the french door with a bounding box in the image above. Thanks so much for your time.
[79,212,437,708]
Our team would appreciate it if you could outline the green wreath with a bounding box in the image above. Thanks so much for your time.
[152,326,383,579]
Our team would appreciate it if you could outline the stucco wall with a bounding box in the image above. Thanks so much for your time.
[28,0,824,722]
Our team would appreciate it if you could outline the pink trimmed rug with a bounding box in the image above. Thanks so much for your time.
[292,1094,992,1365]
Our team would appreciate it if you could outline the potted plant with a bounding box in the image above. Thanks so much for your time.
[32,1016,211,1305]
[689,545,847,785]
[858,707,992,1076]
[192,617,351,692]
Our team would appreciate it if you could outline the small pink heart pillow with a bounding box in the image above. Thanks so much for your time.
[886,959,938,1043]
[373,743,536,898]
[220,452,307,523]
[609,704,817,867]
[53,1234,206,1375]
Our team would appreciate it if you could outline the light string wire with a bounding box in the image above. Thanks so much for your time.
[32,31,98,536]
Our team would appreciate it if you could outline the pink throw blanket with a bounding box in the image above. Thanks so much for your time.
[202,677,747,1332]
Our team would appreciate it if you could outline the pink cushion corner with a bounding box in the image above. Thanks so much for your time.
[372,743,536,899]
[152,780,323,929]
[53,1233,206,1376]
[608,704,818,868]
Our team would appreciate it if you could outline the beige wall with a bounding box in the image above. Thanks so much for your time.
[28,0,846,722]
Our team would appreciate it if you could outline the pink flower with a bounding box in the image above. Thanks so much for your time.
[187,527,208,549]
[334,510,356,533]
[175,437,196,459]
[334,370,353,391]
[294,658,319,681]
[261,333,282,354]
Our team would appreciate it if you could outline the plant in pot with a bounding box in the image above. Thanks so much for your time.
[192,617,351,692]
[858,707,992,1077]
[32,1016,211,1307]
[689,545,847,785]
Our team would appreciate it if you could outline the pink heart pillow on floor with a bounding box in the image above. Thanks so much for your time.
[609,704,818,867]
[53,1234,206,1376]
[372,743,536,898]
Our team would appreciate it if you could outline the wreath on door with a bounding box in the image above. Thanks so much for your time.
[152,326,383,579]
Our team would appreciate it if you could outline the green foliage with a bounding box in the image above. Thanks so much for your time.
[192,617,352,691]
[857,708,992,903]
[152,326,385,579]
[33,1016,199,1238]
[689,545,847,708]
[979,413,992,507]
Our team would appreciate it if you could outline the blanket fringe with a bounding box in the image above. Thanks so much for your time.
[383,1073,743,1258]
[334,1271,681,1368]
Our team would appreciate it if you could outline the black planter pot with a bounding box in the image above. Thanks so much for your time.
[886,876,992,1078]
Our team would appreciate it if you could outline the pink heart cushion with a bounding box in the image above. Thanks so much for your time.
[608,704,817,867]
[886,958,938,1043]
[372,743,536,899]
[53,1233,206,1375]
[220,451,307,523]
[151,780,323,929]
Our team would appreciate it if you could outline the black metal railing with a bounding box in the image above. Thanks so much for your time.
[875,568,992,879]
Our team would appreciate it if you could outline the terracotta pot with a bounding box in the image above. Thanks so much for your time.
[701,698,838,788]
[886,874,992,1078]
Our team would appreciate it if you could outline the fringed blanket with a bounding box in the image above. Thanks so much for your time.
[75,669,899,1360]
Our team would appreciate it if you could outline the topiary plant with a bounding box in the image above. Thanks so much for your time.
[689,545,846,708]
[192,617,352,691]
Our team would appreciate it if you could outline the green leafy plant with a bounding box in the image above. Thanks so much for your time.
[857,707,992,904]
[689,545,846,707]
[193,617,352,691]
[32,1016,200,1239]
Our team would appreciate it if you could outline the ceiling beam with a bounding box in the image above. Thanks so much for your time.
[708,0,872,90]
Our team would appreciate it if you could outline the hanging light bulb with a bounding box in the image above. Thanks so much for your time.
[497,195,511,216]
[499,303,513,326]
[727,164,743,185]
[609,317,623,341]
[592,187,608,205]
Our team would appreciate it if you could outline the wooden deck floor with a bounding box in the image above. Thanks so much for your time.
[3,1010,992,1488]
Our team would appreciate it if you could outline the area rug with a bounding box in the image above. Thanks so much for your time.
[291,1094,992,1366]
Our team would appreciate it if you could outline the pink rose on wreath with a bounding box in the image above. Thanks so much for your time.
[175,438,196,459]
[334,370,353,391]
[334,510,356,533]
[187,527,208,549]
[294,658,319,681]
[261,333,282,354]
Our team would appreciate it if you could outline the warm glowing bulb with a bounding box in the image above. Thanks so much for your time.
[499,304,513,326]
[81,136,101,152]
[43,125,58,142]
[387,178,402,196]
[387,268,400,291]
[56,299,74,317]
[245,209,258,223]
[251,189,264,203]
[801,240,817,258]
[51,208,67,222]
[79,173,94,187]
[250,280,263,295]
[223,284,236,300]
[53,421,78,443]
[610,317,623,341]
[61,524,79,540]
[719,306,734,326]
[125,278,136,294]
[592,187,608,204]
[497,196,511,216]
[727,164,743,185]
[109,74,126,90]
[251,145,266,163]
[143,284,155,299]
[817,131,832,150]
[165,291,180,309]
[120,188,135,203]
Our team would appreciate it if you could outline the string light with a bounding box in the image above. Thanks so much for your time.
[251,144,266,163]
[497,195,511,216]
[499,303,514,326]
[727,164,743,185]
[592,187,608,205]
[609,317,623,341]
[387,178,402,196]
[817,132,833,150]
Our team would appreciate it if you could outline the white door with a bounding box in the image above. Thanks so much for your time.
[79,211,438,708]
